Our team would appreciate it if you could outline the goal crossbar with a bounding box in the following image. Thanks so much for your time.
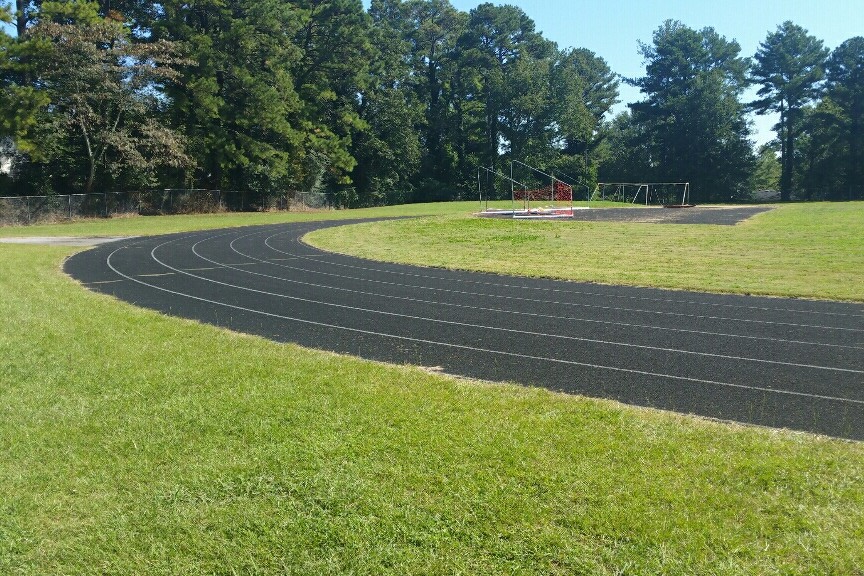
[595,182,690,205]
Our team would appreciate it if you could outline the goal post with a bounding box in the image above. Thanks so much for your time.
[595,182,691,205]
[510,159,578,212]
[477,165,528,212]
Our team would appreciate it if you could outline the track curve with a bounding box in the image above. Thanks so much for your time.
[64,219,864,440]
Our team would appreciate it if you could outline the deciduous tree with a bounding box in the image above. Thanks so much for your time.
[16,2,190,193]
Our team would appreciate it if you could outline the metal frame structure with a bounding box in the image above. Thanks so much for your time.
[594,182,691,206]
[477,166,528,213]
[477,160,597,219]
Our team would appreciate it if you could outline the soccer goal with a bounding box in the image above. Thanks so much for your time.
[594,182,690,206]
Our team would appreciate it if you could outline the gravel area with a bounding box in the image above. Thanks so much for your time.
[567,205,774,225]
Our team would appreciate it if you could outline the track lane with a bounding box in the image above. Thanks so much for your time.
[209,236,864,369]
[64,219,864,439]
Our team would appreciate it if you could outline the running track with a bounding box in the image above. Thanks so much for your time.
[64,219,864,440]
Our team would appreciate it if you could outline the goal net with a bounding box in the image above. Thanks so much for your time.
[513,181,573,203]
[594,182,690,205]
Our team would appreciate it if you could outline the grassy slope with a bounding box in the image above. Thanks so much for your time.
[0,199,621,238]
[307,202,864,301]
[1,206,863,574]
[0,202,446,237]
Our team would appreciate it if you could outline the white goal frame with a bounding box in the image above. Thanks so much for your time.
[594,182,690,206]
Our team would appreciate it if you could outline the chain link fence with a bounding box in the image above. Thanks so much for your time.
[0,190,331,226]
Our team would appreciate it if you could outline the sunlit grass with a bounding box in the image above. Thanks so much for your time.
[1,205,863,574]
[0,199,626,238]
[307,202,864,301]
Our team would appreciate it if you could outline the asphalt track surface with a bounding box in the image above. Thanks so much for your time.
[64,219,864,440]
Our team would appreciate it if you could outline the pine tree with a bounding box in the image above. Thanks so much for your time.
[751,21,828,201]
[629,21,753,202]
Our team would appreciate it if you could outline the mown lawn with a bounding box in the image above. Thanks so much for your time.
[1,204,863,574]
[307,202,864,301]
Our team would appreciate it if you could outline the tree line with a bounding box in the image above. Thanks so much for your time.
[0,1,861,206]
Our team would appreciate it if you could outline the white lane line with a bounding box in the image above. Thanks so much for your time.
[275,229,864,320]
[104,241,864,407]
[254,232,864,334]
[86,279,125,285]
[219,236,863,352]
[137,272,175,278]
[157,234,863,375]
[181,263,257,271]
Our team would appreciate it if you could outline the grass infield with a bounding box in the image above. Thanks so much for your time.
[306,201,864,302]
[1,202,863,574]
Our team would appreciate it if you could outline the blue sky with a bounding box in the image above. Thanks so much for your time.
[417,0,864,146]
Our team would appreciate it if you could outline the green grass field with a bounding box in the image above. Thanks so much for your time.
[307,201,864,302]
[2,202,863,574]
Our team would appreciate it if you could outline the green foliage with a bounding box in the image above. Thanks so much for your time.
[404,0,467,191]
[822,37,864,199]
[457,2,554,174]
[2,2,864,205]
[350,0,424,206]
[598,111,654,184]
[751,21,829,201]
[39,0,101,24]
[20,10,190,193]
[551,47,618,185]
[750,144,781,195]
[627,21,754,202]
[156,0,370,195]
[157,0,308,193]
[0,6,50,155]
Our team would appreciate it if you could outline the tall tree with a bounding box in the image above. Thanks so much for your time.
[0,4,49,157]
[349,0,423,206]
[22,2,190,193]
[551,47,618,185]
[289,0,371,190]
[796,100,845,200]
[629,20,753,202]
[402,0,466,194]
[751,21,828,201]
[456,3,553,177]
[157,0,368,194]
[824,37,864,200]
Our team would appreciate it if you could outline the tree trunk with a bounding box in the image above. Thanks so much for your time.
[850,102,861,200]
[16,0,27,37]
[780,109,793,202]
[85,159,97,194]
